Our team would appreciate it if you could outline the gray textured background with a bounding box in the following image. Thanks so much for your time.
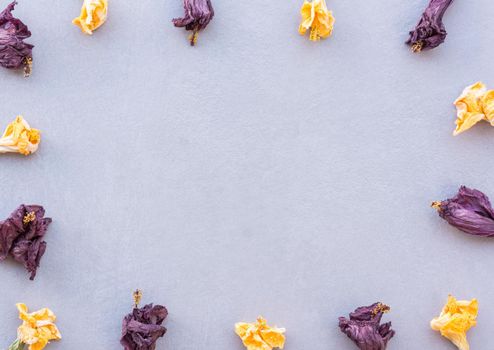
[1,0,493,349]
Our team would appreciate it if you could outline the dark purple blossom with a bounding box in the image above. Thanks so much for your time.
[173,0,214,46]
[121,292,168,350]
[432,186,494,237]
[338,302,395,350]
[406,0,453,52]
[0,1,33,76]
[0,205,51,280]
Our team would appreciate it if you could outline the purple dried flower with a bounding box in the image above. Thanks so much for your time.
[0,205,51,280]
[338,302,395,350]
[432,186,494,237]
[0,1,33,76]
[173,0,214,46]
[121,290,168,350]
[406,0,453,52]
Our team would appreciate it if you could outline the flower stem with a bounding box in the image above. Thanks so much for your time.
[8,339,25,350]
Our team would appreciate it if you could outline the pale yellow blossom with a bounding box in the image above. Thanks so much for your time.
[12,303,61,350]
[0,116,40,156]
[235,316,285,350]
[431,295,478,350]
[73,0,108,35]
[454,82,494,135]
[299,0,334,41]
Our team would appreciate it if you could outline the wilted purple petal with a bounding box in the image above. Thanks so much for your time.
[338,302,395,350]
[121,303,168,350]
[406,0,453,52]
[0,205,51,279]
[11,237,47,279]
[0,217,17,260]
[173,0,214,46]
[0,1,33,76]
[433,186,494,237]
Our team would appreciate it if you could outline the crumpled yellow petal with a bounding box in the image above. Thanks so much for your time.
[480,89,494,125]
[430,295,477,350]
[299,0,334,41]
[453,81,494,135]
[72,0,108,35]
[0,116,40,156]
[235,316,285,350]
[16,303,61,350]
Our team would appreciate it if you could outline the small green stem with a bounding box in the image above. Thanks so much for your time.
[8,339,25,350]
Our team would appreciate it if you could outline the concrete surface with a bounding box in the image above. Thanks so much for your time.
[1,0,493,349]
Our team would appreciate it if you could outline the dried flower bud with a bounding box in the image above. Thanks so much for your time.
[0,116,40,156]
[234,316,286,350]
[338,302,395,350]
[432,186,494,237]
[406,0,453,52]
[120,291,168,350]
[0,1,33,76]
[0,205,52,280]
[431,295,478,350]
[173,0,214,46]
[299,0,334,41]
[73,0,108,35]
[453,82,494,135]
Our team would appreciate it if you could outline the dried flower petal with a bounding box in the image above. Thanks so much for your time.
[432,186,494,237]
[453,82,494,135]
[235,316,286,350]
[406,0,453,52]
[431,295,478,350]
[0,205,52,280]
[73,0,108,35]
[453,82,489,135]
[8,303,61,350]
[480,90,494,124]
[0,1,33,76]
[0,116,40,156]
[120,291,168,350]
[173,0,214,46]
[299,0,334,41]
[338,302,395,350]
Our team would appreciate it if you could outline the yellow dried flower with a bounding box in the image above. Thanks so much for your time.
[12,303,61,350]
[430,295,478,350]
[72,0,108,35]
[299,0,334,41]
[235,316,285,350]
[454,82,494,135]
[0,116,40,156]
